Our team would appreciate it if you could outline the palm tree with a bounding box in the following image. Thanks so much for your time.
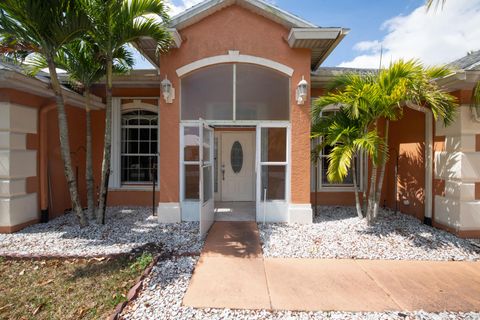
[426,0,446,10]
[311,109,382,219]
[372,60,456,219]
[25,41,134,219]
[0,0,90,227]
[313,60,457,224]
[313,72,384,222]
[83,0,172,224]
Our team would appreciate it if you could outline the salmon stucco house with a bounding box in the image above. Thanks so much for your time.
[0,0,479,238]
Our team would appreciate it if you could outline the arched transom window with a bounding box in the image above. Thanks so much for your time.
[181,63,290,121]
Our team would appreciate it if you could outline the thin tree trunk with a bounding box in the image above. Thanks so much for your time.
[361,127,368,216]
[373,119,390,219]
[362,176,368,216]
[85,88,95,220]
[366,121,378,225]
[96,59,113,225]
[46,54,87,227]
[352,155,363,218]
[367,163,377,225]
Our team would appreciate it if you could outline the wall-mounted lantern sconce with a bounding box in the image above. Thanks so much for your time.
[161,75,175,104]
[296,76,308,105]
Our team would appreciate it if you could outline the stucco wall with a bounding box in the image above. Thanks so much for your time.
[159,4,312,205]
[381,108,426,220]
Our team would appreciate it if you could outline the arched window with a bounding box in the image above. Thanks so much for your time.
[121,109,158,183]
[181,63,290,121]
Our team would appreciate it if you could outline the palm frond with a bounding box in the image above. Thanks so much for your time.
[86,0,172,58]
[327,144,355,183]
[472,81,480,110]
[426,0,446,11]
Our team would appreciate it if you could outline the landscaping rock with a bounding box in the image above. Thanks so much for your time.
[0,207,203,257]
[259,206,480,261]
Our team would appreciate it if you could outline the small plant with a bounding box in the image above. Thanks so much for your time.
[129,253,153,273]
[109,293,127,308]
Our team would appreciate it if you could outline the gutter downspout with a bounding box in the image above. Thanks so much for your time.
[39,103,56,222]
[406,101,433,225]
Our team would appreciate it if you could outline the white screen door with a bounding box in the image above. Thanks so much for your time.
[199,120,215,238]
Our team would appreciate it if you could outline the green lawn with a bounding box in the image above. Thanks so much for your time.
[0,253,154,320]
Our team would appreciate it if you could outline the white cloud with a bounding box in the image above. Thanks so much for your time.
[166,0,204,17]
[339,0,480,68]
[353,40,382,53]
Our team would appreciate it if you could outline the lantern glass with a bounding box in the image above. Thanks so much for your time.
[161,80,172,96]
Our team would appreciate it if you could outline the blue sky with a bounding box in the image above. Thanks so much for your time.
[272,0,424,67]
[132,0,480,69]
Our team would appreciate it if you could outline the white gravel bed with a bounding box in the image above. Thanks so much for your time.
[120,256,480,320]
[259,206,480,261]
[0,207,203,257]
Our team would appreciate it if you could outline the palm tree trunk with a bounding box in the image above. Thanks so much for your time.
[366,121,378,225]
[84,88,95,220]
[46,54,87,227]
[361,128,368,216]
[367,163,377,225]
[352,155,363,218]
[373,119,390,219]
[96,59,113,224]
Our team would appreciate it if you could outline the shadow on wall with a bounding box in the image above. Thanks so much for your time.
[395,142,426,220]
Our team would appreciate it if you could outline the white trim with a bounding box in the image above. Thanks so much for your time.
[233,64,237,121]
[168,28,183,48]
[256,124,291,216]
[287,28,341,47]
[109,97,122,188]
[158,202,181,223]
[257,201,289,222]
[288,203,312,224]
[109,186,159,191]
[176,54,294,77]
[121,100,158,113]
[169,0,316,30]
[109,98,160,189]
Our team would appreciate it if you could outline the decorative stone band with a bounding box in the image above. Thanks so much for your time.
[176,53,294,78]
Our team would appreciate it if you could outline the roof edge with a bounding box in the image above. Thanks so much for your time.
[0,69,105,110]
[169,0,317,30]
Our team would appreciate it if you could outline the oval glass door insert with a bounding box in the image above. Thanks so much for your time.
[231,141,243,173]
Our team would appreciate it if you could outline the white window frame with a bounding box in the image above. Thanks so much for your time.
[257,123,291,203]
[179,120,291,222]
[180,123,201,202]
[109,97,160,190]
[311,107,365,193]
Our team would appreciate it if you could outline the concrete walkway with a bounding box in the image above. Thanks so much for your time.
[183,222,480,312]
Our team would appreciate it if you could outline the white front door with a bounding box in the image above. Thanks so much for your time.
[221,132,255,201]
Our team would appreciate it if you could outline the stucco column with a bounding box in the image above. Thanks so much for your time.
[0,100,39,233]
[289,70,313,224]
[435,105,480,236]
[157,70,181,223]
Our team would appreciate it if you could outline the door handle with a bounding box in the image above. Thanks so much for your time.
[221,164,225,181]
